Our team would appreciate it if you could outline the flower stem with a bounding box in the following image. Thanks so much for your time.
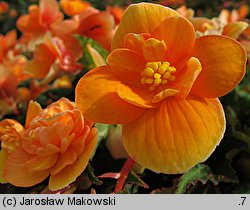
[114,157,135,193]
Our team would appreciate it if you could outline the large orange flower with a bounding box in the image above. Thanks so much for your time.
[0,98,97,190]
[75,3,246,174]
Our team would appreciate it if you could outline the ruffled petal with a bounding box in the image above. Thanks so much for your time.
[3,148,50,187]
[112,3,179,50]
[51,127,90,175]
[49,128,97,190]
[75,66,145,124]
[25,154,58,172]
[122,96,225,174]
[191,35,246,98]
[25,101,42,128]
[152,16,195,64]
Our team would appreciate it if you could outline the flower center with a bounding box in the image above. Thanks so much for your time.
[141,61,176,91]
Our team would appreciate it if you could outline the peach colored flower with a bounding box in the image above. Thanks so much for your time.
[75,3,246,173]
[188,6,249,40]
[24,33,82,79]
[1,98,97,190]
[17,0,63,50]
[0,57,27,99]
[51,5,116,51]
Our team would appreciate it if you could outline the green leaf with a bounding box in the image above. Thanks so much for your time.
[176,164,219,194]
[151,187,176,194]
[84,164,103,185]
[117,184,139,194]
[233,183,250,194]
[126,171,149,189]
[75,35,108,70]
[234,131,250,152]
[91,123,111,158]
[95,123,110,142]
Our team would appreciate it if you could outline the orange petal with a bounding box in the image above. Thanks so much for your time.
[191,35,246,98]
[50,149,78,175]
[0,150,7,183]
[3,148,50,187]
[75,66,145,124]
[112,3,179,50]
[51,127,90,175]
[222,22,249,40]
[124,33,151,54]
[152,88,179,103]
[142,38,167,61]
[176,57,202,99]
[49,128,97,190]
[152,16,195,64]
[25,153,58,172]
[122,96,225,174]
[24,60,51,79]
[86,43,106,67]
[117,84,159,108]
[107,48,145,84]
[78,11,115,50]
[25,100,42,128]
[40,0,63,26]
[51,19,79,40]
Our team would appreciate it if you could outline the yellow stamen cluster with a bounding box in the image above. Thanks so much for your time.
[141,61,176,91]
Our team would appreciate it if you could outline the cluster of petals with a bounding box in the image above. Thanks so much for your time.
[76,3,247,173]
[17,0,122,81]
[0,98,97,190]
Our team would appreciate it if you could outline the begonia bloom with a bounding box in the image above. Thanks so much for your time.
[76,3,246,173]
[1,98,97,190]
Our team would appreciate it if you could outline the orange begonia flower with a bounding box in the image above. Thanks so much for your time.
[0,98,97,190]
[75,3,247,173]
